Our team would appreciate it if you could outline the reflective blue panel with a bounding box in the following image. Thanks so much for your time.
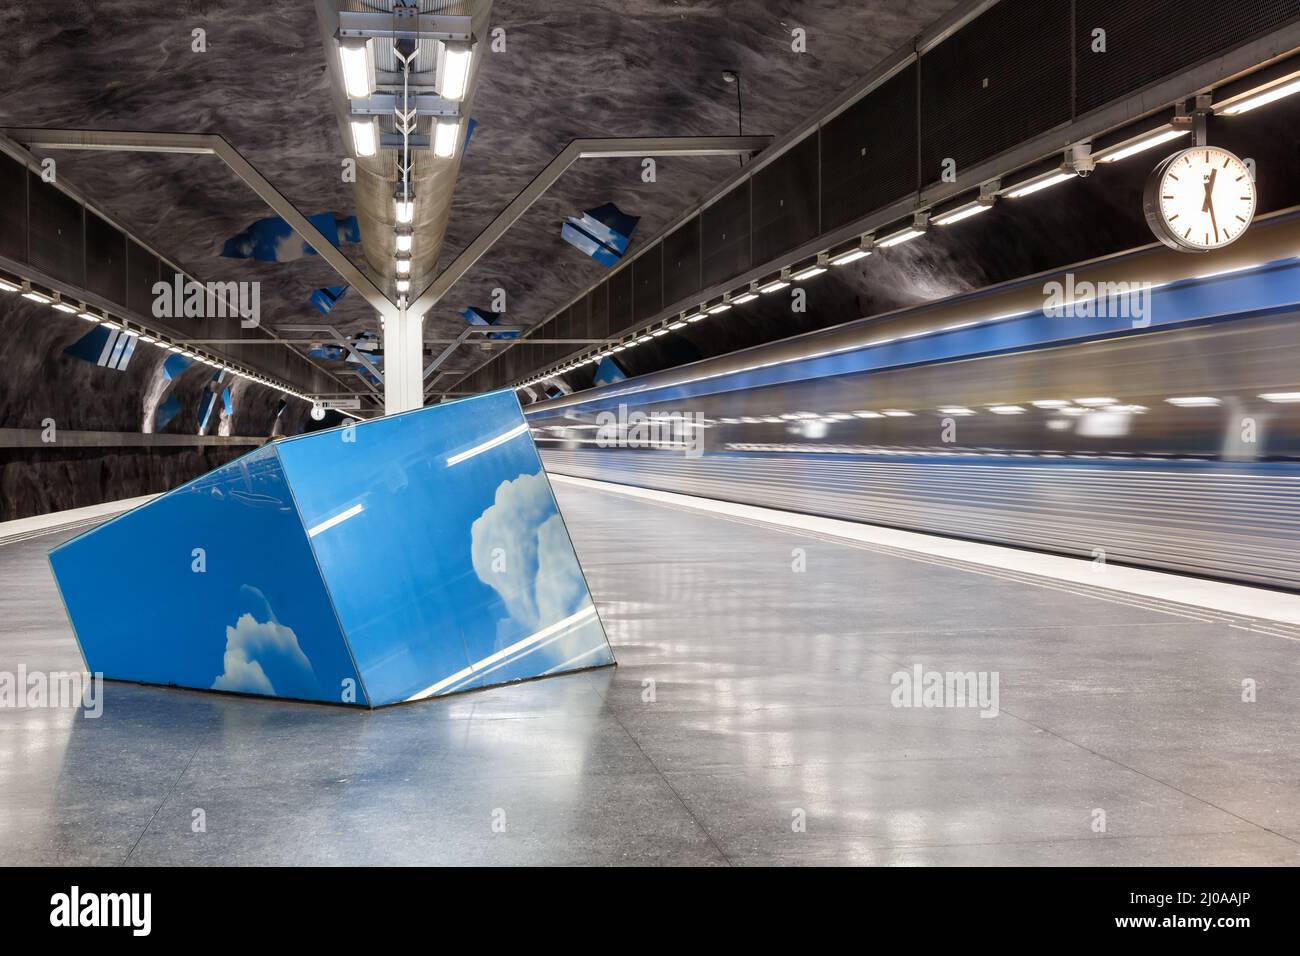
[49,445,363,705]
[275,391,614,706]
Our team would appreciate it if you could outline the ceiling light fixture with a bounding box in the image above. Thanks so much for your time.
[1217,72,1300,115]
[1004,169,1074,199]
[436,40,473,102]
[394,189,415,224]
[349,117,379,158]
[933,198,994,226]
[877,214,930,248]
[433,119,460,159]
[1165,396,1221,407]
[790,257,827,280]
[1095,127,1187,163]
[829,237,873,266]
[757,271,790,294]
[337,37,375,100]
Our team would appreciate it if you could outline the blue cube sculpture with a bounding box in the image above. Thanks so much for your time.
[48,391,615,707]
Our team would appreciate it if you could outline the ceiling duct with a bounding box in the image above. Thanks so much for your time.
[317,0,492,306]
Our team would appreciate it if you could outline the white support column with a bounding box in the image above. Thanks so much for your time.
[383,302,425,416]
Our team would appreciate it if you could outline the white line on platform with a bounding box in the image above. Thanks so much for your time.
[548,473,1300,628]
[0,495,158,546]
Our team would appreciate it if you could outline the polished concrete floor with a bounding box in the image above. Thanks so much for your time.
[1,481,1298,866]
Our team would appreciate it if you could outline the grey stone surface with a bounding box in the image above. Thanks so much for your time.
[0,486,1296,865]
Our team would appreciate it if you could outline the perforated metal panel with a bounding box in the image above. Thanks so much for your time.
[701,181,751,288]
[662,216,701,307]
[0,153,25,264]
[588,283,608,340]
[920,0,1071,185]
[85,212,125,306]
[608,263,633,331]
[571,293,590,341]
[27,173,83,287]
[1076,0,1300,115]
[632,244,662,323]
[751,133,819,265]
[126,240,158,317]
[821,63,919,231]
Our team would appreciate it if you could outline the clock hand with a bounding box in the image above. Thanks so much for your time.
[1209,196,1219,243]
[1202,168,1217,213]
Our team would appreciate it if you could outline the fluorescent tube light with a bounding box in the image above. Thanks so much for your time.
[1096,128,1187,163]
[790,260,826,280]
[876,227,925,248]
[933,201,992,226]
[350,118,378,157]
[1004,170,1074,199]
[437,41,473,102]
[829,244,871,266]
[1218,74,1300,115]
[337,39,374,100]
[433,119,460,158]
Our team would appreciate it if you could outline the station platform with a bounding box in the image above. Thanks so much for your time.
[1,477,1297,866]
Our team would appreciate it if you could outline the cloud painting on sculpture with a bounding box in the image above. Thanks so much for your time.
[49,391,613,707]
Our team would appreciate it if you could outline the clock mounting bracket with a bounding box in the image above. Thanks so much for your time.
[1173,94,1214,148]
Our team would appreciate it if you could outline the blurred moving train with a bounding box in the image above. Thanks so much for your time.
[525,208,1300,590]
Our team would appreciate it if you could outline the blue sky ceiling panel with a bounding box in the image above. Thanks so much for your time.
[221,212,360,263]
[162,353,194,380]
[311,285,350,316]
[154,394,182,432]
[561,202,639,267]
[462,306,518,339]
[63,325,137,372]
[592,355,627,387]
[49,391,615,708]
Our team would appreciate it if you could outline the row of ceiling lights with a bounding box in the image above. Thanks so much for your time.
[0,272,311,402]
[336,34,474,300]
[713,393,1300,425]
[513,65,1300,395]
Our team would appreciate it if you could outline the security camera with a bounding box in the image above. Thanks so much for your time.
[1067,143,1095,178]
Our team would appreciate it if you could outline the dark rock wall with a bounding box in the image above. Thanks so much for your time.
[0,293,311,520]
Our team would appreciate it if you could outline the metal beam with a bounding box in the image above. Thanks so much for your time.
[336,10,471,40]
[406,136,771,319]
[350,94,459,117]
[424,327,473,380]
[277,324,385,384]
[1,128,398,320]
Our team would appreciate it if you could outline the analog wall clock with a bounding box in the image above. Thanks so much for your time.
[1144,146,1256,252]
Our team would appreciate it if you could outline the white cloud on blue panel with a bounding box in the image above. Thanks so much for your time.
[212,586,315,696]
[470,470,587,638]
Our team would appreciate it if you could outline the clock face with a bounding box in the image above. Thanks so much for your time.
[1144,147,1256,252]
